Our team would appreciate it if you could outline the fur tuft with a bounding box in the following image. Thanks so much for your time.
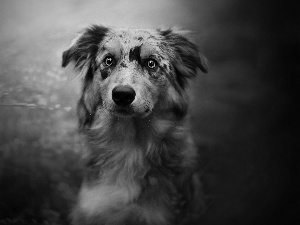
[62,25,110,75]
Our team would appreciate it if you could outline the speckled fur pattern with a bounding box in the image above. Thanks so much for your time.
[62,25,208,225]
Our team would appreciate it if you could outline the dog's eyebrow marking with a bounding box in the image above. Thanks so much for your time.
[120,61,127,68]
[129,45,142,63]
[162,64,168,70]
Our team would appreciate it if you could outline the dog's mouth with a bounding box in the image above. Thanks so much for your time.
[108,106,151,118]
[113,107,133,117]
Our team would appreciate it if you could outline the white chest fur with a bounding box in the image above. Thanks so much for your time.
[78,181,141,216]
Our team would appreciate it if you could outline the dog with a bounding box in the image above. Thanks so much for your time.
[62,24,208,225]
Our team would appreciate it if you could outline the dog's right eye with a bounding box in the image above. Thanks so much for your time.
[104,56,114,66]
[146,59,157,70]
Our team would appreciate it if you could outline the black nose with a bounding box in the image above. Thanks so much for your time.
[112,85,136,106]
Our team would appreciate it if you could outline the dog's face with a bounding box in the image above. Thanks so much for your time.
[93,29,172,118]
[62,25,208,128]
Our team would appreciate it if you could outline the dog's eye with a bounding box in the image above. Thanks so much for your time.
[104,56,114,66]
[147,59,156,69]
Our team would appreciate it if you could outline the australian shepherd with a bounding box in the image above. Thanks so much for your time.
[62,25,208,225]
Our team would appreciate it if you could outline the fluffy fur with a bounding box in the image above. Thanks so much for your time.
[62,25,208,225]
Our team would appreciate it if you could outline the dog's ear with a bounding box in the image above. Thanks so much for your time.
[62,25,110,75]
[158,27,208,88]
[62,25,109,129]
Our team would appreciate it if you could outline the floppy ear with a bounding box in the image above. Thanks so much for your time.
[158,27,208,88]
[62,25,110,75]
[62,25,109,129]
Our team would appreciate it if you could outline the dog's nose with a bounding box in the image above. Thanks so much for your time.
[112,85,136,106]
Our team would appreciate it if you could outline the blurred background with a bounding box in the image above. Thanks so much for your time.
[0,0,298,224]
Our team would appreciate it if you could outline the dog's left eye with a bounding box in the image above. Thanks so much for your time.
[147,59,157,69]
[104,56,114,66]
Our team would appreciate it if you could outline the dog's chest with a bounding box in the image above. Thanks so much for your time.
[78,181,141,216]
[80,121,150,215]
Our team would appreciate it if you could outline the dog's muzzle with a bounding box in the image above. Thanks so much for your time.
[112,85,136,106]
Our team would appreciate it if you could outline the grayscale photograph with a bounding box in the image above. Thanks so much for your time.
[0,1,298,225]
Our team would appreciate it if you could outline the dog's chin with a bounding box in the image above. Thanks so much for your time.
[109,107,151,118]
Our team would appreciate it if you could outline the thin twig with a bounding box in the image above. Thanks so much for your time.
[0,103,72,112]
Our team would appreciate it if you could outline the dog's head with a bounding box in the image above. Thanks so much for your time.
[62,25,208,128]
